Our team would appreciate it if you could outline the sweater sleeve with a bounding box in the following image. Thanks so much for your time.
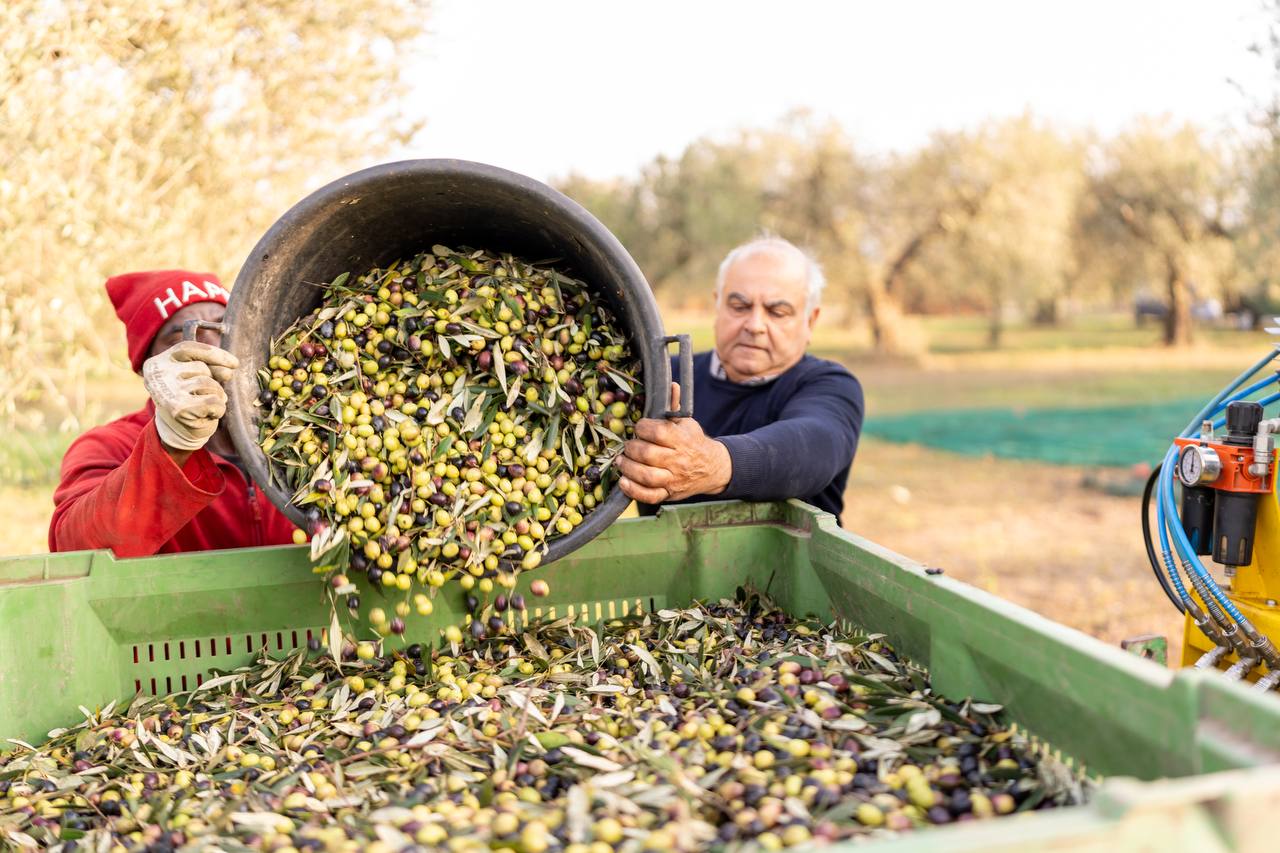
[48,420,226,557]
[714,369,864,502]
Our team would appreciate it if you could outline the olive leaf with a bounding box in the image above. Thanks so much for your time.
[461,392,487,435]
[493,342,507,393]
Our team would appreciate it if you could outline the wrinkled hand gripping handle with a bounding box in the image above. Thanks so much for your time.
[663,334,693,419]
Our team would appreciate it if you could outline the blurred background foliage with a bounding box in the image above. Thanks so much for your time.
[0,0,429,433]
[556,109,1280,356]
[8,1,1280,443]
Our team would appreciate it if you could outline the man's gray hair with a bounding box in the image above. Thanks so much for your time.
[715,234,826,310]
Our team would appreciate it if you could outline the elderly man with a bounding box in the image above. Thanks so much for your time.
[49,270,296,557]
[618,236,863,519]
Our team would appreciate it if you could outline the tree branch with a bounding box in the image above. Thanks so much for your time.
[884,183,992,296]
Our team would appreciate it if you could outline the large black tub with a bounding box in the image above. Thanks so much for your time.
[221,159,690,564]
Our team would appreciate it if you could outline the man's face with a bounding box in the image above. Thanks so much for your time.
[148,302,226,360]
[713,249,819,382]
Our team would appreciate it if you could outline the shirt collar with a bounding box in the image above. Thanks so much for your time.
[709,350,782,386]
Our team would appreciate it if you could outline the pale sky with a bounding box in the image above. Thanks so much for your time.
[401,0,1274,182]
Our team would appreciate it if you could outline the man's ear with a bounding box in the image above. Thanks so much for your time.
[807,306,821,330]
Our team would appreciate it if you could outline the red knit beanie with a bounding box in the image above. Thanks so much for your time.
[105,270,230,372]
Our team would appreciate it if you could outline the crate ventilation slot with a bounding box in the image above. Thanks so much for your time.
[129,628,318,696]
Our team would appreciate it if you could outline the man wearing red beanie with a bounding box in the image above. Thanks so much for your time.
[49,270,297,557]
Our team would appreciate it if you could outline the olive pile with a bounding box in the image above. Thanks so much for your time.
[0,591,1088,851]
[257,247,642,637]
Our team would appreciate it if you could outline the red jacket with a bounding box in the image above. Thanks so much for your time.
[49,402,297,557]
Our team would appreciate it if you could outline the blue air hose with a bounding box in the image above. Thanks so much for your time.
[1160,457,1252,626]
[1181,350,1280,437]
[1155,446,1192,608]
[1213,389,1280,430]
[1208,372,1280,415]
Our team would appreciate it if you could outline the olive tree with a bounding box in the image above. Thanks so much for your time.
[1,0,429,427]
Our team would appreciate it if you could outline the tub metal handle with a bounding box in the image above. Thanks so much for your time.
[662,334,693,419]
[182,319,230,343]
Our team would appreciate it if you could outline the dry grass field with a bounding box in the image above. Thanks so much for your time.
[844,438,1184,658]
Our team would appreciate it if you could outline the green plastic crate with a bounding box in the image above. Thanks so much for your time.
[4,500,1280,852]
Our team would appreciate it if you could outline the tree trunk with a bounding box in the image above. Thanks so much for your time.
[983,277,1003,348]
[864,278,909,356]
[1163,258,1193,347]
[1031,297,1060,326]
[987,310,1003,349]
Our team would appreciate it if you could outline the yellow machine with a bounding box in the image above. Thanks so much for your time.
[1147,347,1280,687]
[1179,480,1280,678]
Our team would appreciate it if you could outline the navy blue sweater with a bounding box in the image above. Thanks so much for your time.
[645,351,864,519]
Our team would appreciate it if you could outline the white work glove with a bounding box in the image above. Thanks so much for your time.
[142,341,240,452]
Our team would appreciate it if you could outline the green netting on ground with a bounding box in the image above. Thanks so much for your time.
[864,398,1208,468]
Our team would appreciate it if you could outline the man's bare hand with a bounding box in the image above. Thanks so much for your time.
[617,384,732,504]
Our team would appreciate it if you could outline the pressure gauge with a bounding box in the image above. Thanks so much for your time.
[1178,444,1222,487]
